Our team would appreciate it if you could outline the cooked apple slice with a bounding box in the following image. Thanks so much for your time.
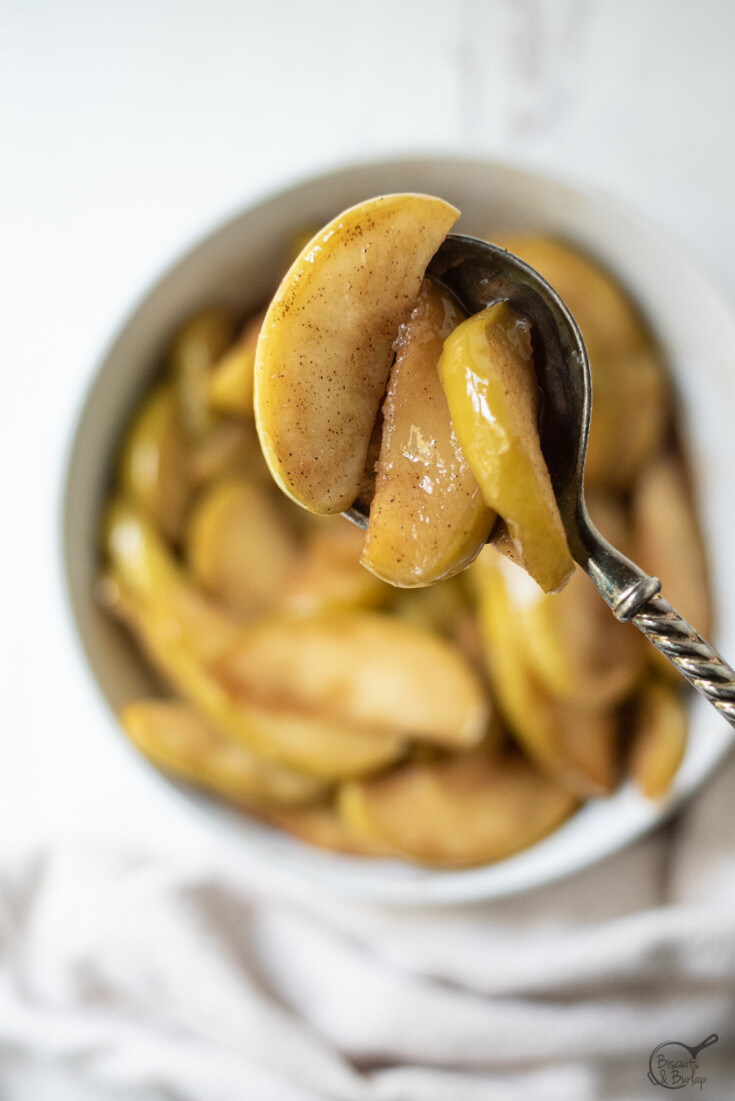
[186,477,296,618]
[208,309,265,417]
[495,235,671,490]
[103,503,406,779]
[439,302,574,593]
[493,235,647,356]
[339,749,577,867]
[391,575,470,638]
[120,699,325,806]
[471,550,619,796]
[168,307,237,440]
[254,194,460,514]
[280,518,388,616]
[119,383,191,543]
[187,420,263,488]
[105,498,240,659]
[214,612,489,749]
[361,279,495,587]
[584,341,671,492]
[108,579,405,780]
[259,800,395,856]
[632,453,712,640]
[512,497,645,708]
[630,680,688,798]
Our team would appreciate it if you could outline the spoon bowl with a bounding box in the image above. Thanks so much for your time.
[346,233,735,727]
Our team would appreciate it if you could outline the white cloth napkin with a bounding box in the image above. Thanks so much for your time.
[2,757,735,1101]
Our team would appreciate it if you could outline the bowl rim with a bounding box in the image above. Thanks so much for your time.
[58,152,735,905]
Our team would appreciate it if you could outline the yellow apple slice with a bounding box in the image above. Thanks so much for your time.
[254,193,460,514]
[632,453,712,640]
[120,699,325,806]
[391,575,470,638]
[208,309,265,417]
[439,302,574,593]
[259,800,395,856]
[630,680,688,799]
[512,497,645,708]
[187,420,263,488]
[280,518,388,616]
[361,279,495,587]
[103,503,406,779]
[104,498,240,659]
[584,341,671,492]
[119,383,191,544]
[168,307,237,440]
[471,549,619,796]
[214,612,489,749]
[494,235,671,490]
[186,476,296,618]
[339,750,578,867]
[107,579,405,781]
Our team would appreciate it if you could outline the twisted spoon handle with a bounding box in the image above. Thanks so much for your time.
[630,595,735,725]
[582,529,735,727]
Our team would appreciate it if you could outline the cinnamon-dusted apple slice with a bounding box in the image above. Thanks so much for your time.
[361,279,495,587]
[254,194,460,514]
[214,612,489,749]
[338,749,578,867]
[120,699,325,807]
[439,302,574,593]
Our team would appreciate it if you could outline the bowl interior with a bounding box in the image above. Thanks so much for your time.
[62,157,735,903]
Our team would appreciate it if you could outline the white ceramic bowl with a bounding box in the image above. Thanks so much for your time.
[62,157,735,904]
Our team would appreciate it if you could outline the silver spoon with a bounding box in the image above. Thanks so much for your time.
[345,233,735,726]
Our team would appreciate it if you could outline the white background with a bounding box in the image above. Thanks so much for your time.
[3,0,735,863]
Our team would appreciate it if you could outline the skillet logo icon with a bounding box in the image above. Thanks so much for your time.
[648,1033,718,1089]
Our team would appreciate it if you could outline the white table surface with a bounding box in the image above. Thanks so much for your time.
[3,0,735,864]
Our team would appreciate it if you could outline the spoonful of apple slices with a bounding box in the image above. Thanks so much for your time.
[389,233,735,724]
[254,195,735,725]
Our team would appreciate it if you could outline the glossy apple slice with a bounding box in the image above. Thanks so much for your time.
[439,302,574,593]
[632,453,712,643]
[361,279,495,587]
[254,194,460,514]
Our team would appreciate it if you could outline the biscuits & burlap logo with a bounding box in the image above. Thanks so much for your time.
[648,1033,718,1089]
